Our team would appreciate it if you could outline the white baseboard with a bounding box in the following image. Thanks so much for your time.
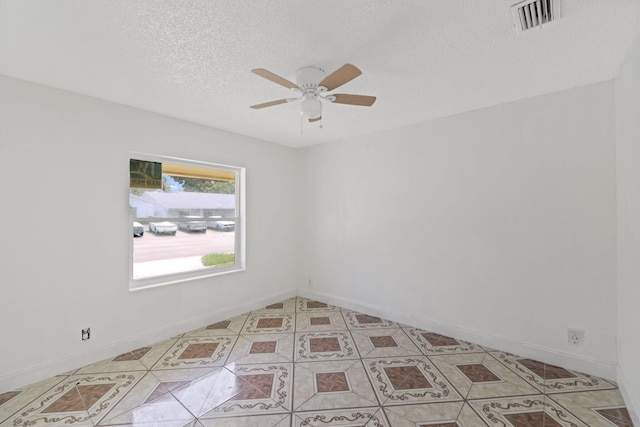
[0,288,297,394]
[300,288,618,381]
[617,367,640,426]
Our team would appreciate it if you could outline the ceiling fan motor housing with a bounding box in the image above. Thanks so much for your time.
[296,66,326,89]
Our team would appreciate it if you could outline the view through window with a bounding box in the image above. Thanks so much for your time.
[129,155,244,289]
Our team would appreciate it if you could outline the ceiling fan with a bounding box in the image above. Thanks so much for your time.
[250,64,376,123]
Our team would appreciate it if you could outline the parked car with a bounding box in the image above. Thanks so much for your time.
[208,216,235,232]
[133,221,144,237]
[149,221,177,235]
[177,216,207,233]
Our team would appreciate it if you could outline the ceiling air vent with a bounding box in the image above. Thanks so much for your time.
[511,0,560,33]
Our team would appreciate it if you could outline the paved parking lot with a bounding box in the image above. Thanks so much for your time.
[133,227,235,262]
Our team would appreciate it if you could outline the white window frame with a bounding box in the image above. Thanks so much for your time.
[129,152,245,291]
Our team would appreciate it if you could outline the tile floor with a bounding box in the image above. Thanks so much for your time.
[0,297,634,426]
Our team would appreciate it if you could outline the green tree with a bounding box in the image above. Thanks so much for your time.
[176,177,235,194]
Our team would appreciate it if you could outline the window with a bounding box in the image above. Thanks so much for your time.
[129,153,244,290]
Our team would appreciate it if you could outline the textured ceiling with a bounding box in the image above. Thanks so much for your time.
[1,0,639,147]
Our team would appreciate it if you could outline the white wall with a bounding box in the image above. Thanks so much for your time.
[615,31,640,424]
[0,75,300,392]
[299,81,619,378]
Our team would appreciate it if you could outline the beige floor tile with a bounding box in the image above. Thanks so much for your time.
[293,407,389,426]
[295,311,348,332]
[362,356,463,406]
[469,395,589,426]
[150,336,237,370]
[429,352,540,400]
[2,371,146,426]
[225,333,294,365]
[383,401,488,426]
[294,331,359,362]
[296,297,341,312]
[293,360,379,411]
[490,351,617,394]
[241,313,295,334]
[342,310,398,330]
[549,389,634,426]
[0,376,68,425]
[3,298,634,427]
[251,297,297,313]
[182,314,249,338]
[198,363,292,419]
[198,413,291,426]
[351,328,422,359]
[76,338,179,374]
[403,328,485,355]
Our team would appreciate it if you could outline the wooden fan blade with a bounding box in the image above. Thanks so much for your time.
[331,94,377,106]
[252,68,298,89]
[308,116,322,123]
[250,99,289,109]
[318,64,362,91]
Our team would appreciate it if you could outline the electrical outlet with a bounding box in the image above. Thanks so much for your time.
[82,328,91,341]
[568,328,584,345]
[308,279,313,288]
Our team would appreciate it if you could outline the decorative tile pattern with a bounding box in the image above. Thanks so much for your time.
[429,353,539,400]
[310,337,341,352]
[207,320,231,330]
[0,376,68,425]
[549,389,634,427]
[456,363,501,383]
[491,351,617,393]
[296,311,348,332]
[596,408,634,426]
[343,310,398,329]
[383,402,485,426]
[198,413,292,426]
[3,298,632,427]
[315,372,350,393]
[226,333,294,365]
[518,358,577,380]
[252,298,297,313]
[199,363,292,419]
[469,395,587,426]
[178,342,219,359]
[370,336,398,348]
[0,391,21,406]
[296,297,340,312]
[42,384,114,413]
[293,407,389,426]
[351,328,422,359]
[242,313,294,334]
[94,371,199,426]
[363,357,461,405]
[266,303,284,309]
[384,366,433,390]
[3,372,145,426]
[504,411,563,426]
[404,328,484,355]
[295,332,358,361]
[76,338,178,373]
[112,347,151,362]
[231,374,274,400]
[250,341,277,354]
[183,314,248,338]
[151,336,235,369]
[293,360,379,412]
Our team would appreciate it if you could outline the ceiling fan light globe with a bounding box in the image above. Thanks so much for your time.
[300,96,322,119]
